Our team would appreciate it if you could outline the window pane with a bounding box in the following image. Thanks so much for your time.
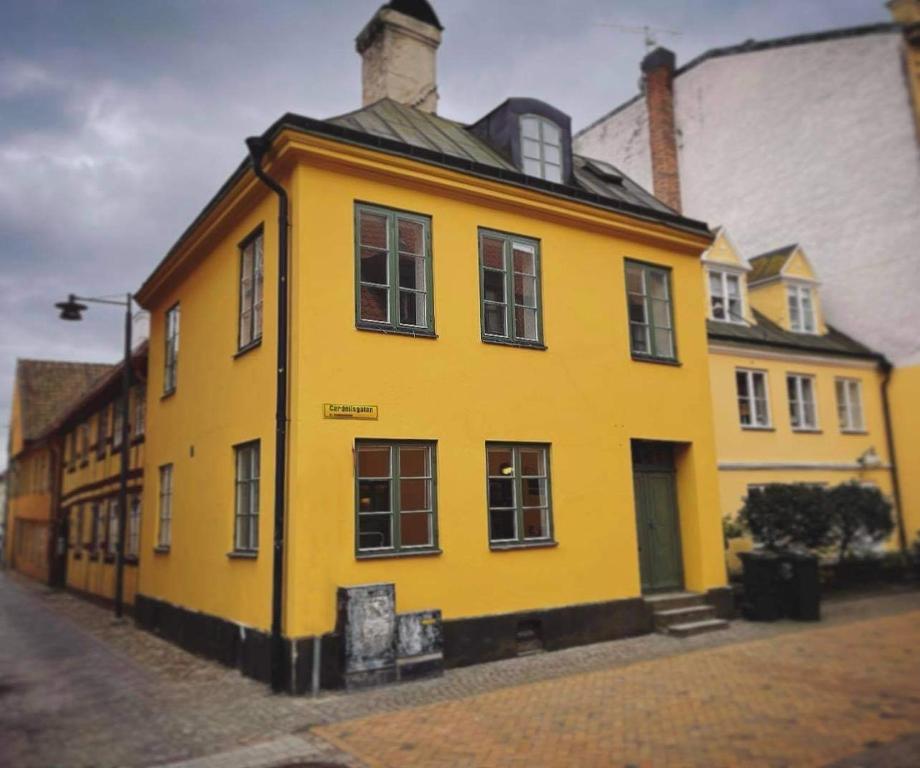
[360,286,389,322]
[520,449,545,476]
[521,117,539,140]
[650,298,671,329]
[522,138,541,159]
[489,508,516,541]
[360,248,388,284]
[726,274,741,298]
[397,219,423,255]
[358,447,390,477]
[625,265,644,294]
[400,447,428,477]
[522,508,548,539]
[487,449,513,476]
[541,121,561,145]
[627,294,646,324]
[514,307,538,341]
[752,373,767,402]
[360,212,387,249]
[236,513,247,549]
[514,274,537,308]
[647,270,668,300]
[630,323,649,354]
[653,328,674,358]
[513,247,534,275]
[543,144,561,165]
[521,477,547,507]
[709,272,724,297]
[543,163,562,183]
[400,478,429,511]
[481,237,504,269]
[484,304,506,336]
[400,512,430,547]
[488,477,514,508]
[483,270,505,302]
[399,290,426,327]
[358,480,390,512]
[522,158,542,177]
[736,371,750,398]
[398,254,426,290]
[358,515,391,549]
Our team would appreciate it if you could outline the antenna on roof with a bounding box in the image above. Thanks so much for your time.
[597,23,681,52]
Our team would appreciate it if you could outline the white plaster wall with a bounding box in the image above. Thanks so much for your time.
[576,31,920,366]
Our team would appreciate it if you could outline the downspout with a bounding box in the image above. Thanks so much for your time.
[880,357,907,554]
[245,135,290,693]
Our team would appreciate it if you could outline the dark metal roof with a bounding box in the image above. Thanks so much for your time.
[386,0,443,30]
[707,309,879,360]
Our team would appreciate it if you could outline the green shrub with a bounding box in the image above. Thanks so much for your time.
[825,482,894,561]
[739,484,834,552]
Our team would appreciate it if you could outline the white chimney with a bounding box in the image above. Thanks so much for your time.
[356,1,443,114]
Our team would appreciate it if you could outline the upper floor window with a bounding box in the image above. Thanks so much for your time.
[787,374,818,430]
[134,386,146,437]
[709,270,743,323]
[96,407,109,458]
[127,494,142,558]
[479,230,542,347]
[239,229,264,350]
[625,261,675,362]
[835,378,864,432]
[787,284,816,333]
[164,304,180,394]
[736,369,771,428]
[113,401,124,450]
[78,422,90,462]
[520,115,562,183]
[356,205,433,335]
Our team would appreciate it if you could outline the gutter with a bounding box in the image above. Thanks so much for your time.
[879,358,908,554]
[245,135,290,694]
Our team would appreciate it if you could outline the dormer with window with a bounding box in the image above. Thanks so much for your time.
[701,228,752,325]
[746,244,826,335]
[470,98,572,184]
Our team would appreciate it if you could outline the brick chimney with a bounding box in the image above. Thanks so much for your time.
[356,0,443,114]
[641,47,682,212]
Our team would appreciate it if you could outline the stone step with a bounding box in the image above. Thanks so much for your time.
[666,618,730,638]
[654,605,716,630]
[644,591,706,613]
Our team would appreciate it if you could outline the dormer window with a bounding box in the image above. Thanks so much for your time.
[787,284,816,333]
[520,115,562,183]
[709,270,743,323]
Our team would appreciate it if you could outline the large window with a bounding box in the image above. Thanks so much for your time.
[134,386,146,437]
[626,261,675,361]
[736,369,771,428]
[520,115,562,183]
[127,494,141,558]
[709,270,743,323]
[836,378,865,432]
[787,284,816,333]
[356,205,432,334]
[164,304,180,394]
[486,443,553,547]
[157,464,173,548]
[239,229,264,349]
[233,441,260,553]
[107,499,119,557]
[112,401,124,450]
[788,374,818,430]
[479,230,542,346]
[355,441,437,555]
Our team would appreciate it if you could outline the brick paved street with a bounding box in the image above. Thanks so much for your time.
[1,570,919,767]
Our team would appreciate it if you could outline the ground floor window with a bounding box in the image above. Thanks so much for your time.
[158,464,173,548]
[355,441,437,555]
[234,441,260,553]
[486,443,553,546]
[127,494,141,557]
[107,500,119,556]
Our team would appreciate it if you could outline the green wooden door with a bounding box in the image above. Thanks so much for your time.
[633,469,684,593]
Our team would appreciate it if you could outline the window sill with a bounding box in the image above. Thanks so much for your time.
[490,540,558,552]
[234,339,262,358]
[631,354,681,367]
[356,323,438,340]
[481,336,547,351]
[161,389,176,401]
[741,425,775,432]
[227,550,258,560]
[152,545,171,555]
[356,547,442,561]
[841,429,868,435]
[792,428,822,434]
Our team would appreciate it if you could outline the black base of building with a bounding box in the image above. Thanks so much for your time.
[704,586,735,620]
[134,592,677,693]
[65,585,136,617]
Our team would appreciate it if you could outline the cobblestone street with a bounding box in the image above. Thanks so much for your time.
[1,571,919,767]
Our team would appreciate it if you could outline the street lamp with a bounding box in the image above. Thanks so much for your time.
[55,292,133,619]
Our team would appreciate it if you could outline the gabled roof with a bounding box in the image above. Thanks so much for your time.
[14,360,112,445]
[747,245,798,283]
[707,309,878,360]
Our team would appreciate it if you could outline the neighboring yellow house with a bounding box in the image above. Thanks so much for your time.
[702,229,904,570]
[4,360,109,583]
[49,345,148,607]
[132,0,730,693]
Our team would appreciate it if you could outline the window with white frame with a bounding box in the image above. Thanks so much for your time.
[520,115,563,183]
[709,270,744,323]
[233,441,260,552]
[787,374,818,430]
[112,401,124,449]
[238,229,264,349]
[134,386,146,437]
[158,464,173,548]
[93,501,106,553]
[107,499,119,556]
[736,369,771,428]
[835,378,864,432]
[787,284,816,333]
[127,494,141,557]
[164,304,180,394]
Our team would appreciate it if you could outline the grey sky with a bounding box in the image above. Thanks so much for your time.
[0,0,889,466]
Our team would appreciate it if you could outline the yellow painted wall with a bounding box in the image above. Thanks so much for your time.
[890,363,920,545]
[137,136,726,639]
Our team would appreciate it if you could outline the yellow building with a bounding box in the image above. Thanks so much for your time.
[702,230,904,570]
[132,0,730,692]
[4,360,109,583]
[50,346,148,606]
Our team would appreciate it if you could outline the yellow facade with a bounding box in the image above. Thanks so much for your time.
[137,129,726,643]
[890,364,920,545]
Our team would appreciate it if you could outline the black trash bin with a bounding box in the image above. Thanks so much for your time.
[779,552,821,621]
[738,551,784,621]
